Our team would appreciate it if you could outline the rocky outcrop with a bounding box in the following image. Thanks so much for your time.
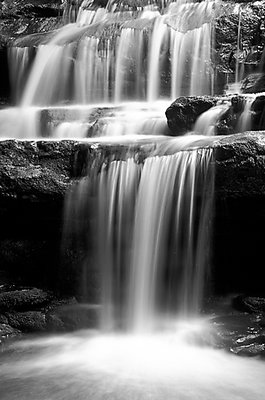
[166,95,265,136]
[212,133,265,298]
[214,132,265,199]
[0,0,63,41]
[241,73,265,94]
[209,296,265,358]
[0,283,99,342]
[214,1,265,77]
[165,96,218,135]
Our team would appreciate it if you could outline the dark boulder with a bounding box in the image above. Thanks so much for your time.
[213,132,265,199]
[0,288,52,312]
[6,311,47,332]
[165,96,217,135]
[231,343,265,357]
[0,323,20,343]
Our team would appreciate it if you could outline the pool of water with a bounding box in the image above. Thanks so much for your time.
[1,321,265,400]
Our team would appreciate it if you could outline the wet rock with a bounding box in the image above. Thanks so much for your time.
[214,2,265,78]
[241,73,265,94]
[231,343,265,357]
[166,94,265,136]
[213,132,265,199]
[166,96,218,135]
[0,0,63,19]
[0,288,52,312]
[250,95,265,131]
[6,311,47,332]
[0,140,75,202]
[233,295,265,314]
[0,315,8,324]
[0,323,21,343]
[0,1,63,48]
[215,94,265,134]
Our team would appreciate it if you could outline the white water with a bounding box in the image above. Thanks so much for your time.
[1,326,265,400]
[236,95,255,133]
[64,136,214,331]
[1,1,265,399]
[8,0,216,108]
[194,103,230,135]
[0,101,170,138]
[1,0,216,140]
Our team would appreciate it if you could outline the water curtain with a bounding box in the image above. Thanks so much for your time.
[64,143,214,332]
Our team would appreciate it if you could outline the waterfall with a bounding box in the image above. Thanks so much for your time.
[1,0,218,140]
[8,47,32,103]
[115,28,145,103]
[7,0,216,108]
[194,103,229,135]
[236,95,254,133]
[64,138,214,332]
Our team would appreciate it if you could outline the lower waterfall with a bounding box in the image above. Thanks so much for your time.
[64,140,214,331]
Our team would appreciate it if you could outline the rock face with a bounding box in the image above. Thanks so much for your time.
[0,0,63,43]
[212,133,265,296]
[214,132,265,199]
[209,296,265,358]
[0,283,99,341]
[215,1,265,78]
[241,73,265,94]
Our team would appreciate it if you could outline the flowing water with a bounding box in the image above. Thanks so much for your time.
[1,327,265,400]
[1,0,265,399]
[0,0,217,139]
[64,137,215,331]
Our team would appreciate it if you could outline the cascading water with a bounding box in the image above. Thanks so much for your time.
[64,139,214,332]
[193,101,229,135]
[0,0,217,139]
[236,95,254,132]
[1,0,265,399]
[16,0,215,106]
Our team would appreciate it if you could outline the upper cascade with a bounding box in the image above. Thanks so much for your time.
[9,0,217,107]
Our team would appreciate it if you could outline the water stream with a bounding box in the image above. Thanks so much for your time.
[1,0,265,399]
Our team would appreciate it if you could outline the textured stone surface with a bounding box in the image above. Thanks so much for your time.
[0,0,63,41]
[6,310,47,332]
[0,140,75,201]
[0,288,52,311]
[0,134,264,204]
[213,132,265,199]
[0,322,20,343]
[214,1,265,76]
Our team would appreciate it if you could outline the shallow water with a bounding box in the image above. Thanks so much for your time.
[1,321,265,400]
